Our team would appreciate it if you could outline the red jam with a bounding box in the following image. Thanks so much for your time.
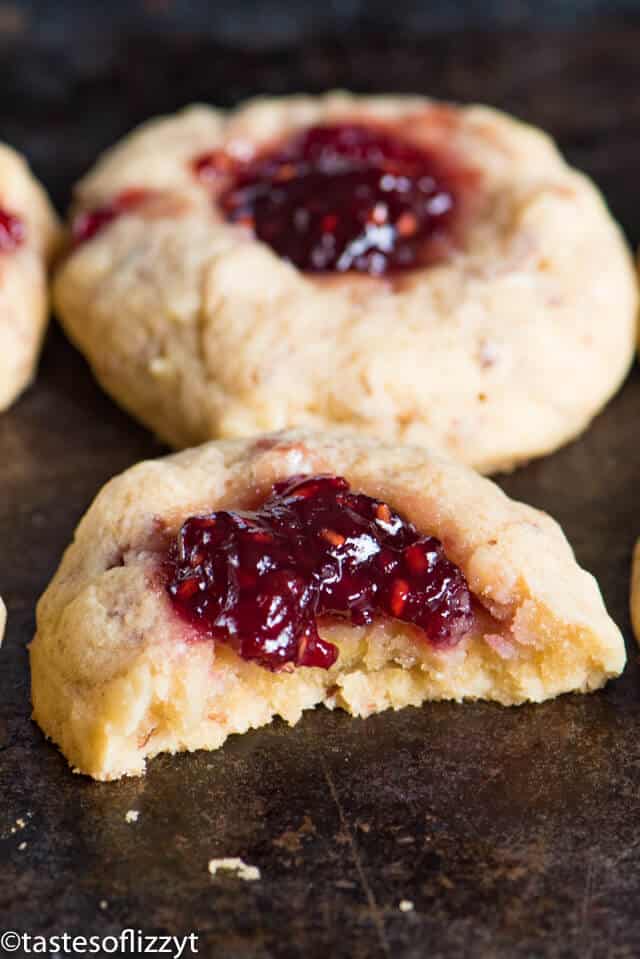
[71,188,150,246]
[166,475,473,672]
[0,208,25,252]
[197,122,461,276]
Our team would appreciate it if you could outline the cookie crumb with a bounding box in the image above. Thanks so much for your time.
[125,809,140,823]
[207,857,260,881]
[273,814,316,852]
[399,899,414,912]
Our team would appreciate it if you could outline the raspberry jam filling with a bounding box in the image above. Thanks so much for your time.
[71,188,150,246]
[166,475,473,672]
[0,208,25,252]
[198,122,462,275]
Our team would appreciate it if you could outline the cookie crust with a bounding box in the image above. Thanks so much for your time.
[53,93,638,472]
[31,430,625,780]
[0,144,60,411]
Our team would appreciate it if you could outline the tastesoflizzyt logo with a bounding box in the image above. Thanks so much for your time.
[0,929,199,956]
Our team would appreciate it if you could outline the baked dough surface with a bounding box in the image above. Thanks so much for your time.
[53,93,638,472]
[0,143,60,411]
[31,430,625,780]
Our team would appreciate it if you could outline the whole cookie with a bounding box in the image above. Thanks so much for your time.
[0,144,60,410]
[31,429,624,780]
[53,94,637,472]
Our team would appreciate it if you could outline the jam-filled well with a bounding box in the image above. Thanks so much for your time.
[197,121,465,276]
[71,188,150,246]
[0,208,25,252]
[166,475,473,671]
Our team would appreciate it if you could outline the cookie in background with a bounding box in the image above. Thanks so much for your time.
[53,93,637,472]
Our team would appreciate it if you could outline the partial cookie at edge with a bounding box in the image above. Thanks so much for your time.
[0,143,60,411]
[631,540,640,643]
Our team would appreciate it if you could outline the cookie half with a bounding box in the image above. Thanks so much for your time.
[0,144,60,411]
[53,93,637,472]
[31,430,625,780]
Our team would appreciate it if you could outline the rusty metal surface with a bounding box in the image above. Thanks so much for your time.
[1,15,640,958]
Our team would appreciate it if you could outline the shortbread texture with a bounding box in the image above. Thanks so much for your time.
[31,430,625,780]
[0,144,60,410]
[53,93,638,472]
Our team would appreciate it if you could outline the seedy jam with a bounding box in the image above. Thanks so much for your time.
[0,208,25,252]
[71,188,150,246]
[166,474,473,672]
[196,122,462,276]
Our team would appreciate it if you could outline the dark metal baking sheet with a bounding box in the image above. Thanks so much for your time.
[2,14,640,958]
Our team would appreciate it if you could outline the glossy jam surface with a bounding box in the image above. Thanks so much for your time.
[0,208,25,252]
[199,122,460,275]
[71,188,149,246]
[166,475,473,671]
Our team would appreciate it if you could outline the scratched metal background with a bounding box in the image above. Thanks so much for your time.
[2,5,640,958]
